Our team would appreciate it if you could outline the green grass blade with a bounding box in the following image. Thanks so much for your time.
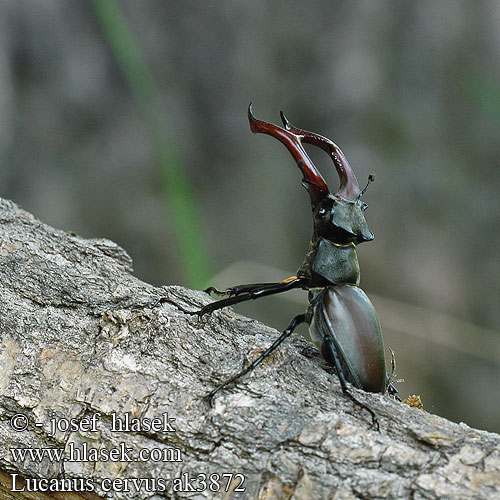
[90,0,211,287]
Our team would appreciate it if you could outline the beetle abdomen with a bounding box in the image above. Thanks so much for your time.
[309,286,386,393]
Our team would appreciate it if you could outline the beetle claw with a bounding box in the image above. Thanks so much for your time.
[203,286,231,297]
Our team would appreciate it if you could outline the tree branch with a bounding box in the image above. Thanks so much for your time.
[0,197,499,499]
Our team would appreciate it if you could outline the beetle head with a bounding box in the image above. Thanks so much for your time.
[248,104,374,244]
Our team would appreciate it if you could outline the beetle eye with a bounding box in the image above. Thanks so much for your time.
[361,202,368,212]
[318,207,327,216]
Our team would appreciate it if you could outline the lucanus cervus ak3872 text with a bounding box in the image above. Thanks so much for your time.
[158,104,398,429]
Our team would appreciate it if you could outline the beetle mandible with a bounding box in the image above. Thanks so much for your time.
[160,104,397,429]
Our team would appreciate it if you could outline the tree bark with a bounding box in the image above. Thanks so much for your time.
[0,197,499,500]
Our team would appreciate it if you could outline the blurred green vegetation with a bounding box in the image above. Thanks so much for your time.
[90,0,211,288]
[465,71,500,124]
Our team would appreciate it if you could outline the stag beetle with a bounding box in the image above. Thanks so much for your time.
[159,105,397,429]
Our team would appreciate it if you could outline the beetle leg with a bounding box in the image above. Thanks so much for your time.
[207,313,310,405]
[205,276,300,298]
[323,335,380,431]
[203,286,231,296]
[156,277,307,318]
[199,277,306,316]
[385,348,402,401]
[204,282,283,298]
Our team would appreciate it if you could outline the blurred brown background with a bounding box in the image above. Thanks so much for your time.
[1,1,499,432]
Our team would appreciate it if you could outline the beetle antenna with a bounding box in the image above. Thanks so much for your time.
[359,174,375,198]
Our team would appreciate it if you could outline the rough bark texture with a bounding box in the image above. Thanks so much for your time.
[0,196,499,500]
